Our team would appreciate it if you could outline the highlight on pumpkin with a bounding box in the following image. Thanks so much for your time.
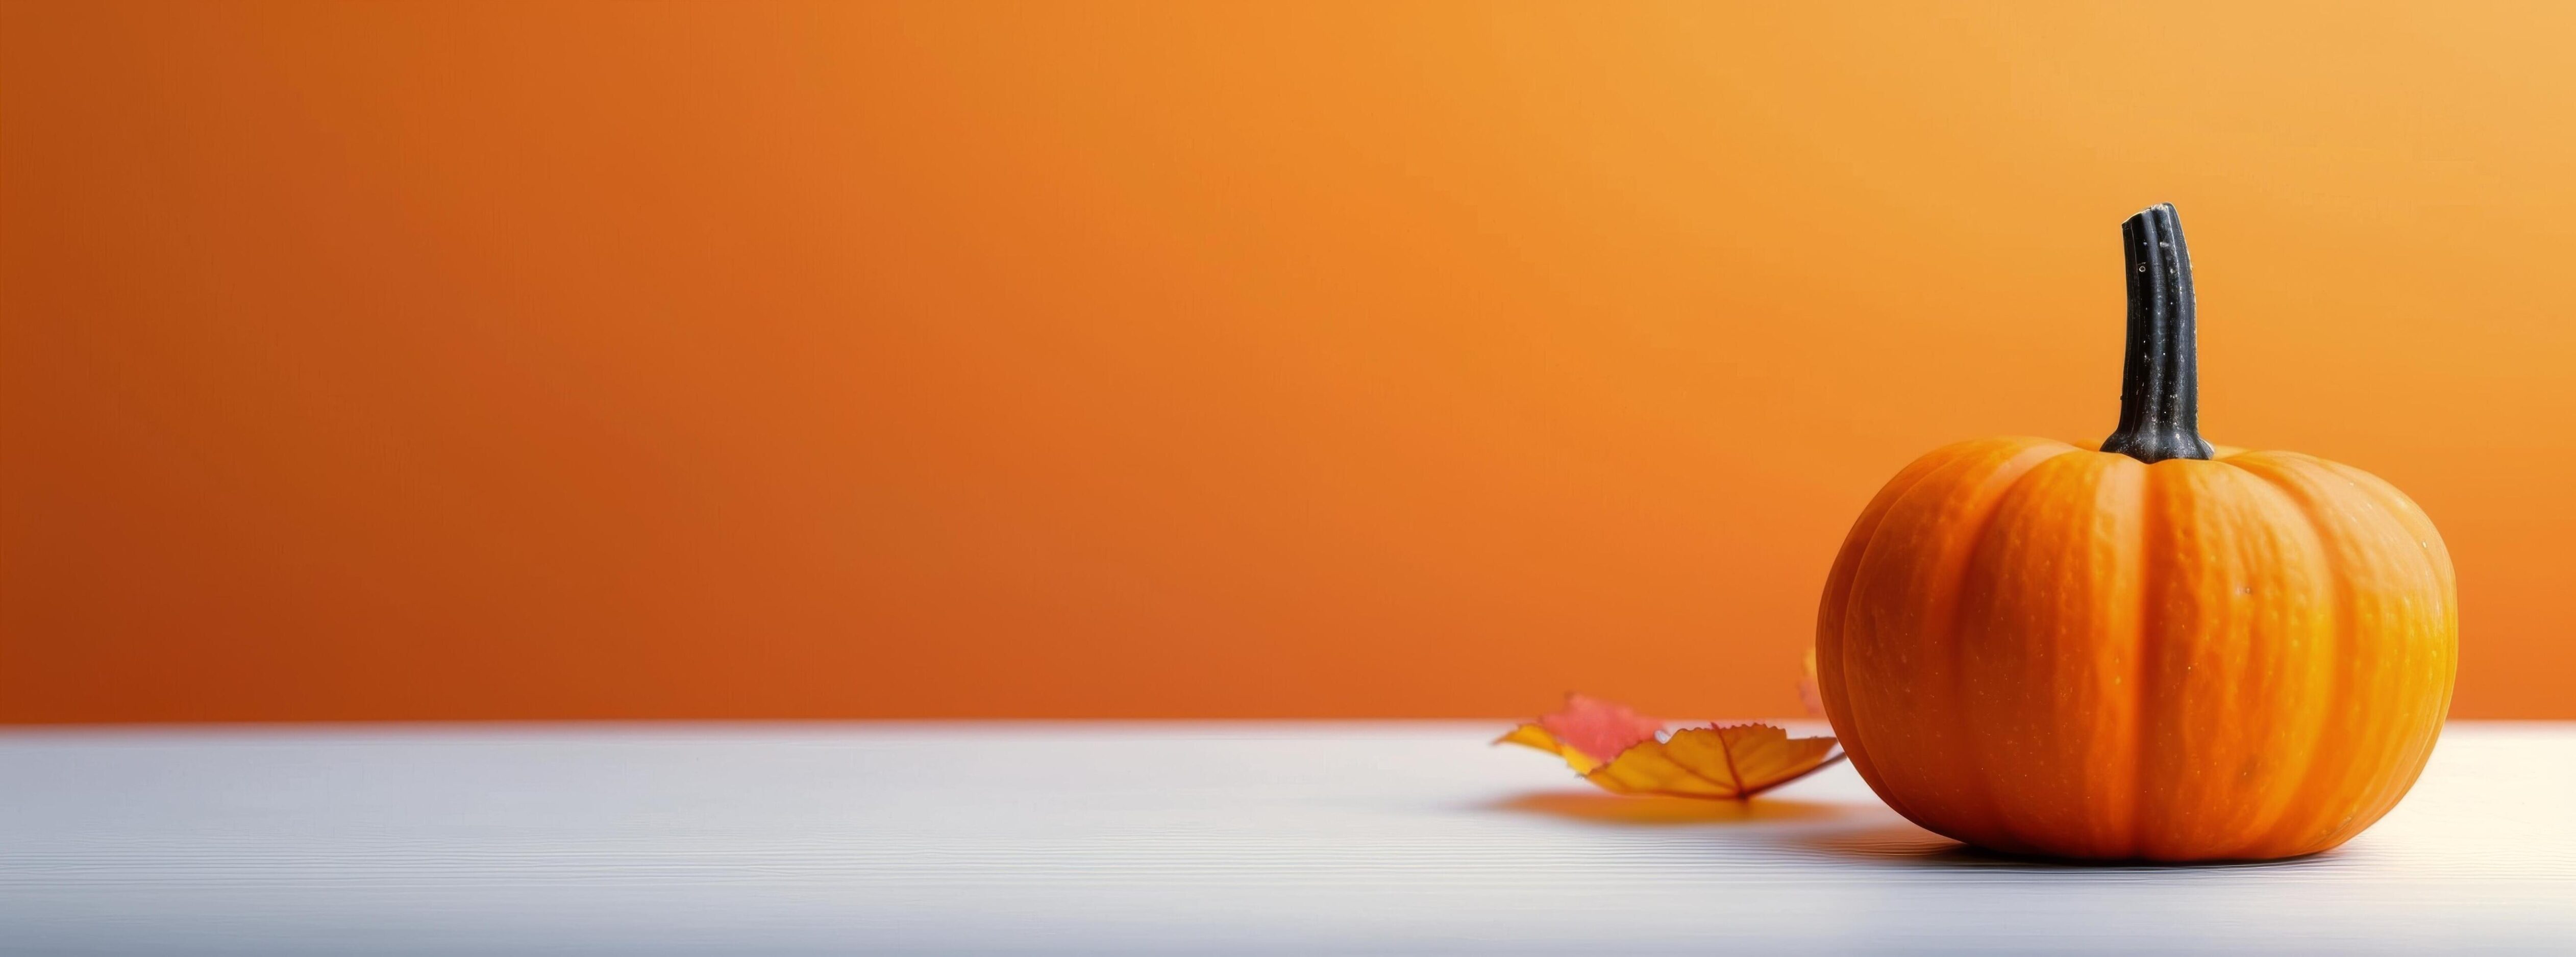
[1497,693,1845,800]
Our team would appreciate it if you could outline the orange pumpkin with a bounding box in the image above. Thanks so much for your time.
[1814,205,2456,862]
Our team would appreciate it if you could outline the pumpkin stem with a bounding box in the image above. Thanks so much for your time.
[2099,203,2215,463]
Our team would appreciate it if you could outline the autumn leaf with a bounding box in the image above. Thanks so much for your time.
[1586,724,1843,799]
[1495,693,1663,774]
[1799,647,1826,718]
[1497,693,1845,800]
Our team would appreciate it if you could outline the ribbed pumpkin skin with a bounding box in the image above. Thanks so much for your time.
[1816,436,2457,862]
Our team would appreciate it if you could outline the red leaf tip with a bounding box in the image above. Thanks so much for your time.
[1535,692,1666,763]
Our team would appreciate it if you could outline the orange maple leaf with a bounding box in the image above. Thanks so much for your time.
[1799,647,1826,718]
[1496,693,1845,800]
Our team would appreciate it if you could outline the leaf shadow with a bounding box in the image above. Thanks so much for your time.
[1787,821,2341,871]
[1486,790,1857,827]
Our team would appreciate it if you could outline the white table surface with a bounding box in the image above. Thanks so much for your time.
[1,721,2569,955]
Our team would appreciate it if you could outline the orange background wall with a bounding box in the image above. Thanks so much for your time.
[6,2,2572,721]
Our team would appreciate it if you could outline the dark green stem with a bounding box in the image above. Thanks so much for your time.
[2099,203,2214,463]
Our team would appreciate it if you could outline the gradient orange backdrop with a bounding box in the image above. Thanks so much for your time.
[6,2,2572,721]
